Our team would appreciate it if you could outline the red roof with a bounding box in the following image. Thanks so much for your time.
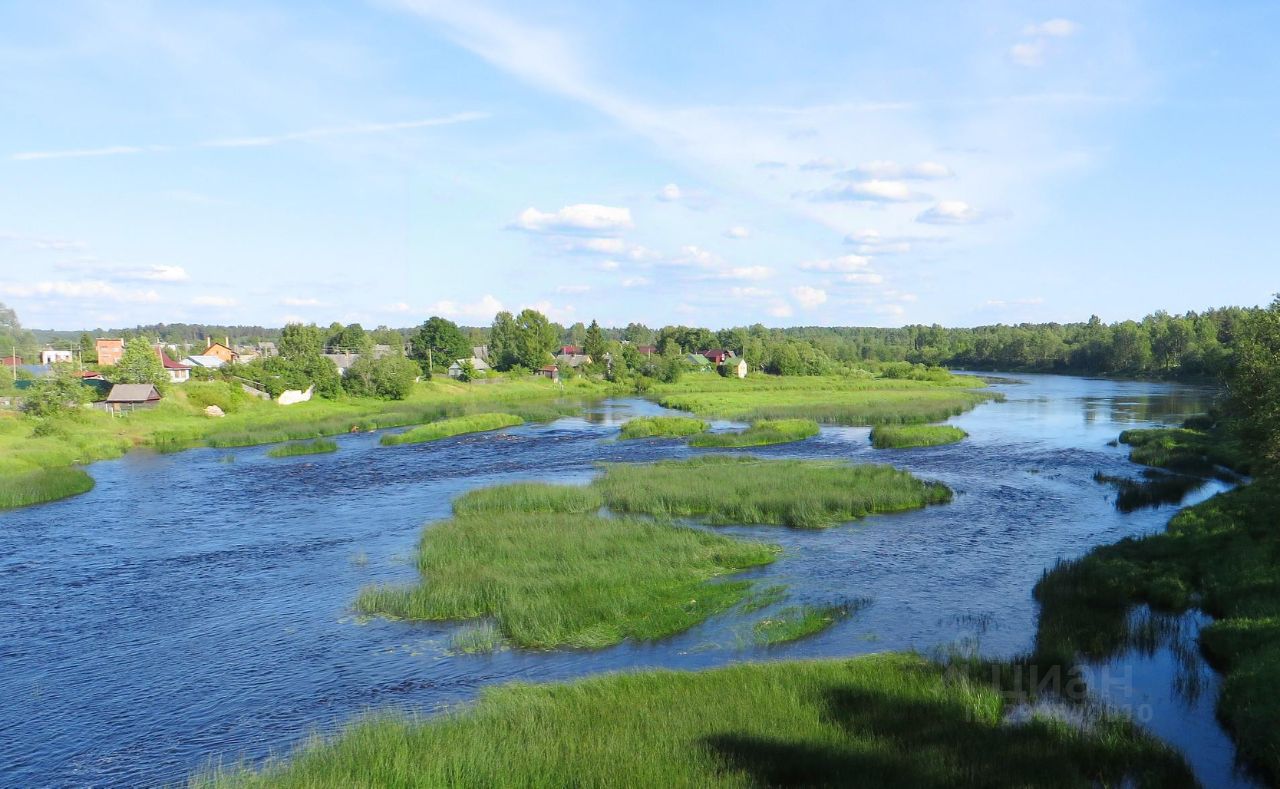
[154,346,190,370]
[76,370,105,379]
[636,345,657,355]
[1,355,20,366]
[560,345,581,355]
[702,349,731,363]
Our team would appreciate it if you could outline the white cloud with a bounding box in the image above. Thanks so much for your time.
[192,295,238,307]
[917,201,983,225]
[985,297,1044,307]
[511,204,634,235]
[799,156,841,171]
[1023,19,1079,38]
[800,254,870,272]
[842,160,952,180]
[385,301,412,312]
[129,265,189,282]
[597,260,620,271]
[11,113,488,161]
[768,302,794,318]
[668,245,723,268]
[0,279,160,303]
[843,271,885,284]
[730,286,774,299]
[723,225,750,239]
[556,284,591,294]
[280,296,326,307]
[429,294,505,320]
[791,285,828,309]
[656,183,682,202]
[621,276,650,288]
[720,265,773,281]
[813,179,918,202]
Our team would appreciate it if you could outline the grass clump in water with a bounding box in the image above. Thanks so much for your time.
[618,416,708,440]
[452,482,602,516]
[753,604,853,646]
[740,584,788,613]
[0,467,94,509]
[380,413,524,446]
[265,439,338,458]
[450,622,506,655]
[689,419,819,448]
[871,424,967,449]
[597,455,951,529]
[197,652,1192,788]
[355,511,778,649]
[1118,423,1249,478]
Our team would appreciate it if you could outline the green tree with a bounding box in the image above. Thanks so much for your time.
[512,309,558,370]
[411,317,471,369]
[584,320,607,365]
[329,323,371,354]
[1229,295,1280,470]
[488,311,518,371]
[279,323,326,359]
[343,354,421,399]
[456,358,477,383]
[114,338,167,387]
[22,368,90,417]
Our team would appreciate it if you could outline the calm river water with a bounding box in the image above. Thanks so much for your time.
[0,373,1260,787]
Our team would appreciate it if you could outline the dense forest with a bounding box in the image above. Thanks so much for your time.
[15,302,1264,382]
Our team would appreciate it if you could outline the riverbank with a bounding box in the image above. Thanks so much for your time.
[197,652,1194,787]
[1035,422,1279,782]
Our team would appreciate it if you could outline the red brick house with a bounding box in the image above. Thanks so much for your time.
[95,338,125,366]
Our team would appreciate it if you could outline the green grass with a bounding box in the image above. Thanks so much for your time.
[752,604,850,646]
[265,439,338,458]
[197,652,1193,788]
[380,413,524,446]
[618,415,708,440]
[1119,425,1250,478]
[597,455,952,529]
[450,623,506,655]
[689,418,819,448]
[1035,420,1280,782]
[871,424,968,449]
[652,374,997,426]
[0,466,94,509]
[451,482,602,516]
[355,511,778,649]
[740,584,789,613]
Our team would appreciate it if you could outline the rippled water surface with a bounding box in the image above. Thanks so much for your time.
[0,374,1259,786]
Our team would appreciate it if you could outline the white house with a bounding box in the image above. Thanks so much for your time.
[448,357,491,378]
[40,348,73,365]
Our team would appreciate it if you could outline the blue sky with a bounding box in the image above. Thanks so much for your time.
[1,1,1277,330]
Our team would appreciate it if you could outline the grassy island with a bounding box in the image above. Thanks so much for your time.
[379,413,524,446]
[689,418,819,448]
[200,653,1192,787]
[265,439,337,458]
[597,455,951,529]
[618,415,708,440]
[871,424,967,449]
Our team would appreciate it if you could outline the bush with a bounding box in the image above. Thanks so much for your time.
[184,381,248,414]
[343,354,421,400]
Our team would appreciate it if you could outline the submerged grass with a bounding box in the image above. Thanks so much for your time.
[740,584,789,614]
[618,416,708,440]
[379,413,524,446]
[752,604,850,646]
[452,482,602,516]
[198,652,1193,788]
[871,424,967,449]
[598,455,951,529]
[652,374,997,426]
[450,623,506,655]
[355,511,778,649]
[0,466,94,509]
[689,418,819,448]
[265,439,337,458]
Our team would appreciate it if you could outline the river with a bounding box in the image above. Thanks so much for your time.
[0,373,1259,787]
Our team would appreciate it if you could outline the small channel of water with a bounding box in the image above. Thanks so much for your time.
[0,373,1257,786]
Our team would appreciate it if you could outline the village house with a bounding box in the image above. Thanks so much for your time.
[685,353,712,370]
[1,354,21,368]
[40,348,73,365]
[729,357,749,379]
[701,349,735,365]
[104,383,162,413]
[472,345,489,363]
[323,353,359,376]
[554,353,592,369]
[559,344,582,356]
[95,338,125,366]
[201,341,238,364]
[183,354,225,369]
[635,345,657,357]
[536,364,560,382]
[154,345,191,384]
[447,356,491,378]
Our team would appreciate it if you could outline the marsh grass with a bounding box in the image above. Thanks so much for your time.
[355,511,778,649]
[652,374,997,426]
[1119,425,1249,478]
[380,413,524,446]
[197,652,1193,788]
[265,439,338,458]
[689,418,819,448]
[1092,469,1205,512]
[598,455,952,529]
[753,604,852,646]
[618,416,708,440]
[871,424,967,449]
[450,622,506,655]
[0,467,94,509]
[740,584,789,613]
[452,482,602,516]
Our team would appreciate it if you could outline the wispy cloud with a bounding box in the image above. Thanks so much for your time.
[11,113,488,161]
[917,201,984,225]
[510,204,634,235]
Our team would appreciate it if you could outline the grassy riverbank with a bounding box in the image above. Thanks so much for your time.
[0,466,95,509]
[379,413,524,446]
[652,374,996,426]
[0,376,601,509]
[689,418,819,448]
[1036,424,1280,781]
[199,652,1192,787]
[1119,424,1250,477]
[598,455,951,529]
[871,424,967,449]
[265,439,337,458]
[618,415,708,439]
[355,511,778,649]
